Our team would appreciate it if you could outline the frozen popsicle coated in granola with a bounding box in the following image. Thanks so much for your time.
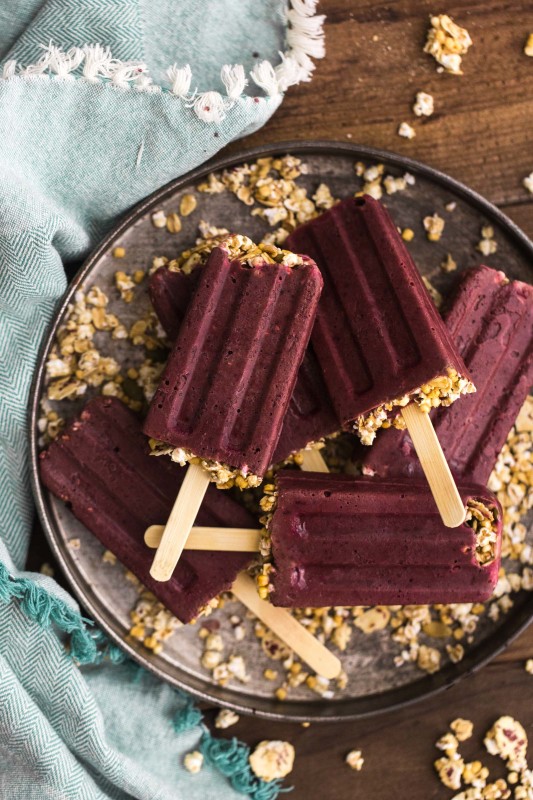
[39,397,255,623]
[144,236,323,478]
[285,196,475,445]
[363,266,533,484]
[148,258,337,468]
[144,235,323,581]
[260,471,502,607]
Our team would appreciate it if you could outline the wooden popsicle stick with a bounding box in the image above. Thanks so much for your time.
[145,525,261,552]
[401,403,466,528]
[150,463,211,582]
[299,448,330,473]
[231,573,341,680]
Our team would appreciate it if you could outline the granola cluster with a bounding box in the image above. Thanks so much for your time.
[434,716,533,799]
[147,439,262,489]
[465,500,499,566]
[354,161,416,200]
[354,367,476,446]
[249,740,295,782]
[424,14,473,75]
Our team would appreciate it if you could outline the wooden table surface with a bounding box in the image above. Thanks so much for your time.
[29,3,533,798]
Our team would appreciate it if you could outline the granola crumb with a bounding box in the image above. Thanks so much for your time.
[477,225,498,256]
[524,33,533,57]
[102,550,117,565]
[445,201,457,212]
[151,209,167,228]
[441,253,457,273]
[249,740,295,782]
[166,212,182,234]
[398,122,416,139]
[401,227,415,242]
[424,14,472,75]
[345,750,364,771]
[112,246,126,259]
[525,659,533,674]
[523,173,533,194]
[423,213,445,242]
[67,538,81,550]
[413,91,434,117]
[450,718,474,742]
[214,708,240,729]
[183,751,203,774]
[180,194,197,216]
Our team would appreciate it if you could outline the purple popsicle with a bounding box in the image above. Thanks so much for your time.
[363,265,533,484]
[148,264,339,466]
[264,471,502,607]
[285,196,475,444]
[39,397,256,623]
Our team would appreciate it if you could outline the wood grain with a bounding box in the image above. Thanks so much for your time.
[28,3,533,797]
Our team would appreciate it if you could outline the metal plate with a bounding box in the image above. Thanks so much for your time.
[29,141,533,722]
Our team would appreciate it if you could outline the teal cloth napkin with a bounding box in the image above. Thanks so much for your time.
[0,1,325,797]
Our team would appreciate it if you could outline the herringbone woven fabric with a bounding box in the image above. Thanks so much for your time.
[0,1,325,797]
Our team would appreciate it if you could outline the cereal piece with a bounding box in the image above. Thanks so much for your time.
[446,201,457,212]
[112,246,126,259]
[401,228,415,242]
[214,709,240,729]
[451,718,474,742]
[353,606,390,633]
[183,751,203,774]
[398,122,416,139]
[417,645,441,674]
[523,173,533,194]
[413,91,434,117]
[151,209,167,228]
[249,740,295,782]
[525,659,533,674]
[484,717,528,767]
[525,34,533,56]
[102,550,117,565]
[201,650,222,670]
[441,253,457,273]
[424,14,472,75]
[312,183,336,210]
[68,538,81,550]
[423,213,445,242]
[114,271,136,303]
[180,194,197,216]
[166,212,182,234]
[345,750,364,771]
[434,756,465,790]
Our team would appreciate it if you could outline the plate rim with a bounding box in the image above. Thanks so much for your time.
[29,139,533,723]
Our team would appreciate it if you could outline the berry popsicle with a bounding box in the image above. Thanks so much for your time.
[286,195,476,527]
[39,397,255,623]
[143,235,323,581]
[363,266,533,485]
[259,471,502,607]
[40,398,341,678]
[149,264,338,471]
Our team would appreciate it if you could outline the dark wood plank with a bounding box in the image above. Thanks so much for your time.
[223,1,533,207]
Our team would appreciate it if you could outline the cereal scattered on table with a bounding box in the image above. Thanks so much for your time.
[249,740,295,782]
[424,14,472,75]
[345,750,364,771]
[398,122,416,139]
[413,91,434,117]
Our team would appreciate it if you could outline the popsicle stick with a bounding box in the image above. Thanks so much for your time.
[231,573,341,680]
[150,464,211,582]
[299,448,330,473]
[401,403,466,528]
[145,525,261,552]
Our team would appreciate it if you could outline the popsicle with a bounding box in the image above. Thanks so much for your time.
[39,396,255,624]
[285,196,476,527]
[40,397,342,678]
[260,471,502,607]
[143,235,323,581]
[149,264,339,469]
[362,265,533,485]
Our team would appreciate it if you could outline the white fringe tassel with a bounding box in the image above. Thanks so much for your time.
[0,0,326,119]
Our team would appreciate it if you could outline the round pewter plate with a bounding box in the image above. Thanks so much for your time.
[29,142,533,722]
